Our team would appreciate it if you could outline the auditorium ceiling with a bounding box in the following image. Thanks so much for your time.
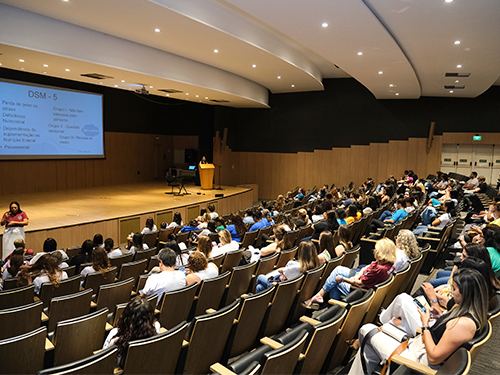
[0,0,499,108]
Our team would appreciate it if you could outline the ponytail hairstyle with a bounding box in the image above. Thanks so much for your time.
[274,225,291,251]
[297,241,320,273]
[298,209,310,225]
[337,225,352,251]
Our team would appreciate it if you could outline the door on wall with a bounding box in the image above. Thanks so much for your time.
[441,144,457,174]
[492,145,500,186]
[473,145,493,184]
[456,144,473,176]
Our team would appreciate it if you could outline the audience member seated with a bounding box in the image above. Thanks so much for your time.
[225,215,247,243]
[367,198,407,235]
[362,196,378,216]
[51,251,69,269]
[29,237,69,265]
[254,225,291,262]
[180,219,200,233]
[196,235,216,259]
[249,210,271,232]
[161,234,188,268]
[311,206,324,223]
[207,204,218,220]
[317,231,335,263]
[333,225,353,257]
[393,229,420,272]
[255,241,319,292]
[294,208,310,229]
[93,233,105,249]
[185,251,218,285]
[141,217,157,235]
[345,204,362,225]
[198,220,217,238]
[167,212,183,229]
[320,193,335,212]
[80,247,112,279]
[305,238,396,306]
[243,209,255,225]
[1,252,23,290]
[18,253,68,294]
[141,249,186,303]
[3,238,33,265]
[349,268,488,375]
[212,229,239,257]
[128,232,149,255]
[69,239,94,274]
[103,295,160,366]
[105,237,122,258]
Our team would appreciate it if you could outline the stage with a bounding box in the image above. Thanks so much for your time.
[0,182,255,255]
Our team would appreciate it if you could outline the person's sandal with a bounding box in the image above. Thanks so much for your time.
[301,301,320,310]
[347,339,359,350]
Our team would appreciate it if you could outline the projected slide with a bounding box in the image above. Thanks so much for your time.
[0,79,104,159]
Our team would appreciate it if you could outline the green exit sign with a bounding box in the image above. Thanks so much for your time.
[473,135,482,141]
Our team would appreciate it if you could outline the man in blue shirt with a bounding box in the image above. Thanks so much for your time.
[249,210,271,232]
[366,198,407,235]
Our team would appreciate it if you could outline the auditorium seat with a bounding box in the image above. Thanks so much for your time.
[46,289,93,334]
[275,246,298,268]
[112,293,158,327]
[142,231,159,249]
[94,277,134,319]
[157,282,198,330]
[108,253,134,273]
[82,267,117,296]
[317,253,345,292]
[0,300,43,340]
[1,277,20,290]
[37,346,118,375]
[253,252,279,277]
[116,258,148,286]
[65,246,81,261]
[0,284,35,309]
[289,263,325,324]
[157,227,175,248]
[192,271,231,317]
[391,347,470,375]
[220,248,243,274]
[39,275,82,308]
[222,261,257,306]
[210,253,225,269]
[0,326,47,374]
[403,244,430,294]
[239,230,258,249]
[381,262,411,309]
[134,247,156,262]
[358,273,394,326]
[62,265,76,277]
[341,244,360,268]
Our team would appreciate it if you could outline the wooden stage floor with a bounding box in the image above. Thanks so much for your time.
[1,182,252,233]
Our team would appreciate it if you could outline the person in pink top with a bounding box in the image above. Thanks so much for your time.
[1,201,29,260]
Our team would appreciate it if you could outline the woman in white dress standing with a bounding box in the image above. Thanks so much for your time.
[1,201,29,261]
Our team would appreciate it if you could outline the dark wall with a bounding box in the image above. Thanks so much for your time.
[0,67,214,161]
[214,78,500,153]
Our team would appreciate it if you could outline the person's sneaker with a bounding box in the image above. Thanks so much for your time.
[450,241,462,249]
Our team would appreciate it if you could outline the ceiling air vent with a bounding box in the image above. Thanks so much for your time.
[445,73,471,77]
[158,88,183,94]
[210,99,230,103]
[80,73,114,80]
[444,85,465,89]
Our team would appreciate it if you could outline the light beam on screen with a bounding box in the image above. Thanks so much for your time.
[0,79,104,160]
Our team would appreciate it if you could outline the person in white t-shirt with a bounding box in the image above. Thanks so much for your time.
[141,248,186,304]
[185,251,218,285]
[207,203,219,220]
[18,253,68,294]
[104,238,123,258]
[212,229,239,257]
[141,217,157,235]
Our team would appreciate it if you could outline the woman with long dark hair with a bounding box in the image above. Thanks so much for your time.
[18,253,68,294]
[225,215,247,243]
[80,247,112,279]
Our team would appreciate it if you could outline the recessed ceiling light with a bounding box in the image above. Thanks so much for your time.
[154,28,160,32]
[121,80,125,82]
[186,93,189,95]
[65,68,70,71]
[455,80,459,83]
[63,0,69,2]
[322,22,328,28]
[252,64,256,68]
[450,90,454,93]
[378,71,383,74]
[214,49,218,53]
[99,82,103,84]
[457,64,462,68]
[114,85,118,87]
[291,84,295,88]
[389,84,394,87]
[149,86,153,88]
[454,40,460,45]
[195,95,199,97]
[357,52,363,56]
[205,97,208,99]
[43,71,47,74]
[20,67,25,70]
[43,64,48,67]
[19,59,24,62]
[277,76,281,79]
[445,0,453,2]
[395,93,400,95]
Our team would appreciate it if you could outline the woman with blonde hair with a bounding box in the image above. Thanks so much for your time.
[80,247,112,279]
[256,241,320,292]
[394,229,420,271]
[294,208,310,229]
[305,238,396,306]
[259,225,292,258]
[212,229,239,257]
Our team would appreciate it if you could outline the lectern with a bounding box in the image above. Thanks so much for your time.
[199,163,215,190]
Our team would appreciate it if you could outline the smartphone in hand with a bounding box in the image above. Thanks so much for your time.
[413,298,427,313]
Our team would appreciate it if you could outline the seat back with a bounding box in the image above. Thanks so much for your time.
[240,230,258,248]
[468,321,492,363]
[381,262,411,309]
[39,275,82,308]
[62,265,76,277]
[0,327,46,374]
[435,347,471,375]
[220,249,244,274]
[254,253,279,276]
[317,253,345,291]
[182,300,240,375]
[290,263,326,323]
[95,277,135,312]
[325,289,375,372]
[37,346,118,375]
[142,231,159,249]
[109,253,134,273]
[47,288,93,333]
[113,294,158,327]
[122,321,189,375]
[2,277,20,290]
[175,231,190,245]
[398,254,421,295]
[223,261,258,306]
[263,274,304,336]
[361,274,395,326]
[276,246,298,268]
[261,330,308,375]
[488,292,500,325]
[228,286,276,358]
[284,230,299,247]
[194,271,232,316]
[0,284,35,309]
[158,282,198,330]
[117,258,148,285]
[158,228,175,245]
[341,244,360,268]
[82,267,117,293]
[52,308,109,366]
[296,225,314,244]
[0,301,43,340]
[404,244,431,294]
[209,232,220,244]
[65,246,81,260]
[134,247,156,262]
[210,253,225,268]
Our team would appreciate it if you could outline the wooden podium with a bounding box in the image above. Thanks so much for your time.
[199,163,215,190]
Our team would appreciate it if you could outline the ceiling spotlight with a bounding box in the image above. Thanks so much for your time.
[149,86,153,88]
[114,85,118,87]
[214,49,218,53]
[19,59,24,62]
[291,84,295,87]
[154,28,160,32]
[65,68,70,71]
[455,80,459,83]
[395,93,400,96]
[252,64,256,68]
[450,90,454,93]
[445,0,453,2]
[378,71,383,74]
[357,52,363,56]
[277,76,281,79]
[205,97,208,99]
[121,80,125,82]
[389,84,394,87]
[322,22,328,28]
[457,64,462,68]
[454,40,460,44]
[186,93,189,95]
[195,95,199,97]
[43,64,48,67]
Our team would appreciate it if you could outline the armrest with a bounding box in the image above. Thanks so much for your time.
[391,354,437,375]
[417,236,440,242]
[206,308,217,314]
[105,323,113,331]
[260,337,283,349]
[328,299,347,308]
[159,327,167,333]
[113,368,124,375]
[361,238,378,243]
[182,340,189,347]
[45,338,55,351]
[299,316,321,326]
[41,312,49,322]
[210,363,237,375]
[426,226,442,232]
